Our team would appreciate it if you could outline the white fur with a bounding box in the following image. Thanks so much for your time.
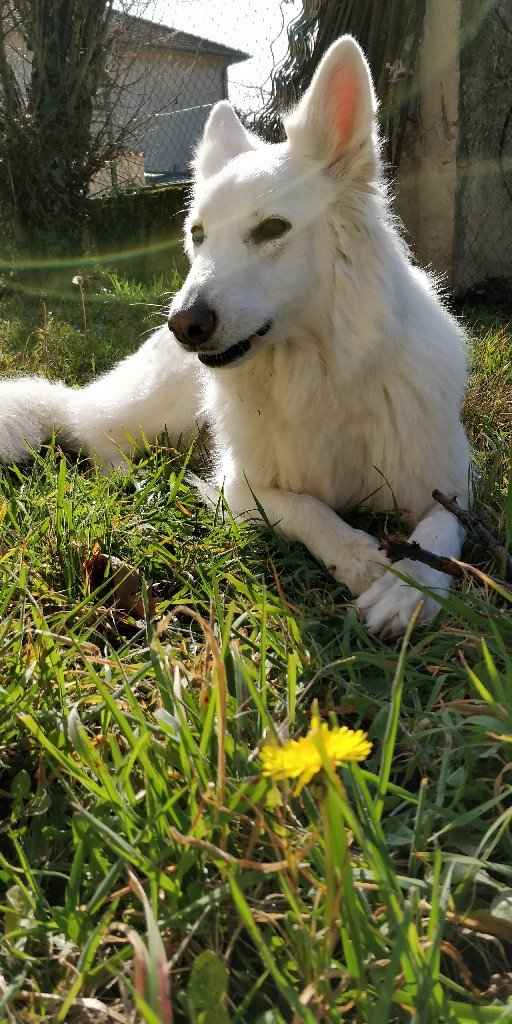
[0,37,470,636]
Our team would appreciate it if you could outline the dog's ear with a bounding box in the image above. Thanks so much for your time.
[194,101,258,181]
[284,36,378,180]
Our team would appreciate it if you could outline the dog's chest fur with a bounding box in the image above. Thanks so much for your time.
[203,304,468,525]
[206,334,400,514]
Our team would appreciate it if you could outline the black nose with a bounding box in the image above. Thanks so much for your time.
[168,301,217,349]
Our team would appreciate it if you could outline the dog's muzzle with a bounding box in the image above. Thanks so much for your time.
[198,322,272,368]
[168,297,273,367]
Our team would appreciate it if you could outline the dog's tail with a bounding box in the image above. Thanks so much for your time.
[0,376,76,464]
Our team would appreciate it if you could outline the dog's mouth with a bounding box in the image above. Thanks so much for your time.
[198,321,272,368]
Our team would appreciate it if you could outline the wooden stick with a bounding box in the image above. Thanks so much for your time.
[381,536,512,593]
[432,490,512,580]
[379,536,464,578]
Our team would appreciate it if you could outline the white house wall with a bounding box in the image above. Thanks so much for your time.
[114,50,228,176]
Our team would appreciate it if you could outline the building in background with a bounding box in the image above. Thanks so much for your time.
[115,16,249,184]
[4,13,249,193]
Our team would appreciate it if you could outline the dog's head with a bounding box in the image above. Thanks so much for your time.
[168,36,379,369]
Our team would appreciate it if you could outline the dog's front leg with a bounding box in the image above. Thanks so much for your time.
[356,506,465,636]
[226,486,389,596]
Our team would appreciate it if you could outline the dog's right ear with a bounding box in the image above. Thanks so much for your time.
[194,101,258,182]
[284,36,379,182]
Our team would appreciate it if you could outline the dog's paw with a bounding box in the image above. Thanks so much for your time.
[329,535,391,596]
[355,560,450,637]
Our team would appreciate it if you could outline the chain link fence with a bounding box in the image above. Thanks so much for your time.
[3,0,510,297]
[105,0,512,302]
[1,2,287,197]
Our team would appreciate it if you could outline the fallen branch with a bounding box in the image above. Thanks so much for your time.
[432,489,512,580]
[380,536,512,593]
[380,537,464,579]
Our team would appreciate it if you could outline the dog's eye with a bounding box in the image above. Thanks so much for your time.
[250,218,291,244]
[191,224,205,246]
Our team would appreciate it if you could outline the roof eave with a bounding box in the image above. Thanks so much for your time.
[161,43,249,64]
[114,12,250,65]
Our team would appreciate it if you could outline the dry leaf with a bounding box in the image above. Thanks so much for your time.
[83,542,155,618]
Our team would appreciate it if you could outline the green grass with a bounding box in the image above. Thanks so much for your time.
[0,268,177,383]
[0,277,512,1022]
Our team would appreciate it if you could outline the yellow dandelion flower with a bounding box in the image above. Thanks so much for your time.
[260,716,372,795]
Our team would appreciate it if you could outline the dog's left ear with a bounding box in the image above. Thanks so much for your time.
[285,36,378,179]
[194,101,259,181]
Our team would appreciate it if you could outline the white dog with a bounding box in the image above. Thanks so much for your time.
[0,37,470,635]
